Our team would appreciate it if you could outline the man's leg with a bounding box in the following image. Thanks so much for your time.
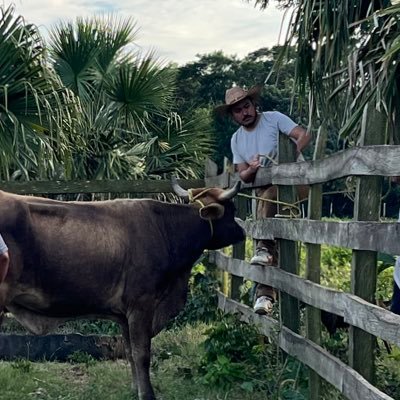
[251,185,309,314]
[251,186,278,314]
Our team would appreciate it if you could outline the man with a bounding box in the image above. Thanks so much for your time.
[216,85,311,314]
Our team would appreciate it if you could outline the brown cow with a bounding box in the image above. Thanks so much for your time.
[0,179,245,400]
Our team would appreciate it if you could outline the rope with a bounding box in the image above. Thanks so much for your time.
[188,187,213,202]
[188,188,214,236]
[237,192,301,218]
[238,189,361,217]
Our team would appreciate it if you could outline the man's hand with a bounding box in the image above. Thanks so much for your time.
[236,155,261,183]
[248,155,261,172]
[289,126,311,154]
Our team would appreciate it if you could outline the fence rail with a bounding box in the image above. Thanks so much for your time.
[1,143,399,399]
[211,251,400,347]
[217,292,392,400]
[205,145,400,188]
[0,178,204,195]
[208,143,400,400]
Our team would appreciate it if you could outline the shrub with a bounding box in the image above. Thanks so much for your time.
[11,358,32,373]
[171,261,219,327]
[67,351,97,367]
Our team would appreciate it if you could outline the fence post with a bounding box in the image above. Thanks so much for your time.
[278,135,300,333]
[306,124,327,400]
[205,158,229,296]
[349,104,385,383]
[222,157,246,300]
[231,195,246,301]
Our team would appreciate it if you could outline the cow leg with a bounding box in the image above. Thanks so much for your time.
[120,320,137,391]
[127,312,155,400]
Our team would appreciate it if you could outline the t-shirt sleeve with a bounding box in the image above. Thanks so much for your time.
[231,134,246,164]
[274,111,298,135]
[0,234,8,254]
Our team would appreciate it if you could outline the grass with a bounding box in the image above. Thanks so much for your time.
[1,241,399,399]
[0,323,279,400]
[1,321,398,399]
[0,360,133,400]
[0,320,358,400]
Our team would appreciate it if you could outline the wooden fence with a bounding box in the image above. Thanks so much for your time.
[1,143,400,399]
[205,143,400,400]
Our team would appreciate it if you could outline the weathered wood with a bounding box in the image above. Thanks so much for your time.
[217,294,393,400]
[231,196,246,301]
[212,251,400,347]
[279,329,393,400]
[306,124,327,400]
[349,105,385,382]
[306,241,322,400]
[221,145,400,188]
[204,172,230,188]
[0,179,205,195]
[204,158,218,178]
[278,135,300,333]
[245,219,400,254]
[204,159,229,295]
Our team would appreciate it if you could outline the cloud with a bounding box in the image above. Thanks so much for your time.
[4,0,287,64]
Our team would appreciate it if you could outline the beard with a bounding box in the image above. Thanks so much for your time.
[241,113,258,128]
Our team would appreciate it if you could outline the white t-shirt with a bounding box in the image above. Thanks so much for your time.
[394,211,400,287]
[230,111,298,165]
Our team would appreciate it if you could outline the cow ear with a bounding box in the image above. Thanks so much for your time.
[199,203,224,220]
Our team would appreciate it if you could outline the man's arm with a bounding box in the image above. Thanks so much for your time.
[236,157,261,183]
[289,126,311,154]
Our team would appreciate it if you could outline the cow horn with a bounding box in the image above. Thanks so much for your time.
[171,176,189,200]
[217,180,241,201]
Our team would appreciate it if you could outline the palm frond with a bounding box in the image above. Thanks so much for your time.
[0,4,73,180]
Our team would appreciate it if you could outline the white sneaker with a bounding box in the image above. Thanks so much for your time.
[254,296,274,315]
[250,247,274,265]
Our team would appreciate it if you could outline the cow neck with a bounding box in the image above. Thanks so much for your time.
[188,189,214,238]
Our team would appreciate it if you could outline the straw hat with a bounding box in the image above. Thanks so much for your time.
[215,85,262,115]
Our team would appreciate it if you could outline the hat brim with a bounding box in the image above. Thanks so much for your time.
[215,85,263,116]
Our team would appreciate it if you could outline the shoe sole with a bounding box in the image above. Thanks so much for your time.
[250,260,275,266]
[254,308,271,315]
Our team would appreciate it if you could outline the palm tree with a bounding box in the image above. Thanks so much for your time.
[49,16,214,181]
[0,4,72,180]
[249,0,400,144]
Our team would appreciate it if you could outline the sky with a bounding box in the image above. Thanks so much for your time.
[2,0,288,65]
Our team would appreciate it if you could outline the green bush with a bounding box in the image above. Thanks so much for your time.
[10,358,32,373]
[67,350,97,367]
[299,244,395,302]
[198,314,309,397]
[170,261,220,327]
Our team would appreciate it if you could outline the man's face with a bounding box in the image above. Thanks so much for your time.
[230,98,257,127]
